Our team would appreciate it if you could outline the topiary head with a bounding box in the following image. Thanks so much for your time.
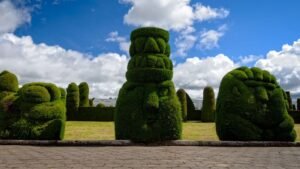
[0,70,19,92]
[126,27,173,83]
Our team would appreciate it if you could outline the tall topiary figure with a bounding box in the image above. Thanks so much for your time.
[79,82,89,107]
[297,98,300,111]
[185,92,198,120]
[115,27,182,142]
[285,91,293,110]
[201,86,216,122]
[216,67,296,141]
[66,83,79,119]
[0,82,66,140]
[176,89,187,121]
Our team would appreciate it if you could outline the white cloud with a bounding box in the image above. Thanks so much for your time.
[194,3,229,22]
[255,39,300,100]
[198,25,227,50]
[121,0,229,31]
[173,54,237,99]
[106,31,130,54]
[175,27,197,56]
[238,55,263,65]
[0,33,128,98]
[0,0,31,34]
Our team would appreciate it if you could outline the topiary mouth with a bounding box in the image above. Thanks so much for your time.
[126,68,173,83]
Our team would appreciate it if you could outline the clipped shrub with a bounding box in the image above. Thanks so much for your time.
[89,98,95,107]
[79,82,89,107]
[297,98,300,111]
[70,107,115,121]
[176,89,187,121]
[0,70,19,100]
[201,86,216,122]
[216,66,297,141]
[60,87,66,100]
[0,82,66,140]
[96,102,106,108]
[66,83,79,120]
[186,92,199,120]
[285,91,293,110]
[115,27,182,142]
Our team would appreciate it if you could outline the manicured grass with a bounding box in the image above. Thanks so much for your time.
[64,121,300,141]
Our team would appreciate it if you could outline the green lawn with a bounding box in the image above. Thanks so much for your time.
[64,121,300,141]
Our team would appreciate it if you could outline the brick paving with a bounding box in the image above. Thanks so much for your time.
[0,146,299,169]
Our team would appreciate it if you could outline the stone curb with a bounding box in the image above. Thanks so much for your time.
[0,140,299,147]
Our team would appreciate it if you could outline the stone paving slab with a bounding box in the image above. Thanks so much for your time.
[0,146,300,169]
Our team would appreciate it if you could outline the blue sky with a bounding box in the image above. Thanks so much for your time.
[1,0,300,100]
[14,0,300,61]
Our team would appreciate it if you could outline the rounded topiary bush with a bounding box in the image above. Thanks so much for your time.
[0,82,66,140]
[176,89,187,121]
[66,83,79,119]
[216,66,297,141]
[115,27,182,142]
[201,86,216,122]
[79,82,89,107]
[0,70,19,100]
[96,102,105,108]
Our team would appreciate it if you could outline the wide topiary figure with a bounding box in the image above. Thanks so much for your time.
[216,66,297,141]
[0,82,66,140]
[115,27,182,142]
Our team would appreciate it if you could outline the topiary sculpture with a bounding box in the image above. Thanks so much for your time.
[176,89,187,121]
[66,82,79,119]
[201,86,216,122]
[79,82,89,107]
[0,70,18,100]
[285,91,293,110]
[216,66,297,141]
[0,82,66,140]
[115,27,182,142]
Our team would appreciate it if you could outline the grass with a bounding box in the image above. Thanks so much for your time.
[64,121,300,141]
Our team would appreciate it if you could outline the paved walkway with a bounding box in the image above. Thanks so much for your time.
[0,146,299,169]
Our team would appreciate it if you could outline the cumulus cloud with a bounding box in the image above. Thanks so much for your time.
[0,33,128,98]
[121,0,229,31]
[173,54,237,99]
[198,25,227,50]
[255,39,300,100]
[175,27,197,56]
[238,55,263,66]
[106,31,130,54]
[0,0,31,34]
[194,3,229,21]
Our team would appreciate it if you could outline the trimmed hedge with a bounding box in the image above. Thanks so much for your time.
[176,89,187,121]
[115,27,182,142]
[0,82,66,140]
[297,98,300,111]
[216,66,296,141]
[68,107,115,121]
[79,82,89,107]
[285,91,293,110]
[186,92,199,120]
[289,111,300,123]
[201,86,216,122]
[0,70,18,93]
[66,83,79,120]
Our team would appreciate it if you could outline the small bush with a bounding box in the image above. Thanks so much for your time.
[201,86,216,122]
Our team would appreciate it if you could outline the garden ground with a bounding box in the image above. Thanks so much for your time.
[64,122,300,141]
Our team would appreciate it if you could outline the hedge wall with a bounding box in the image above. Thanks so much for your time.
[289,111,300,123]
[68,107,115,121]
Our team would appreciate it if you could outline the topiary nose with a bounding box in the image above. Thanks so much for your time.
[144,91,159,111]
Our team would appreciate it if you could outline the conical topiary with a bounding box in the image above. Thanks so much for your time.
[115,27,182,142]
[79,82,89,107]
[176,89,187,121]
[66,83,79,120]
[216,66,296,141]
[201,86,216,122]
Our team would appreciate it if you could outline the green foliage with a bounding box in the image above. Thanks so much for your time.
[96,102,106,108]
[66,83,79,120]
[115,27,182,142]
[289,110,300,123]
[201,86,216,122]
[89,98,95,107]
[79,82,89,107]
[216,66,297,141]
[0,82,66,140]
[297,98,300,111]
[285,91,293,110]
[59,87,66,100]
[68,107,115,121]
[176,89,187,121]
[0,70,19,93]
[186,92,199,120]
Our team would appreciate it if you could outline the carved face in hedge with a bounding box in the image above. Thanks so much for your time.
[0,82,66,140]
[115,27,182,142]
[216,67,296,141]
